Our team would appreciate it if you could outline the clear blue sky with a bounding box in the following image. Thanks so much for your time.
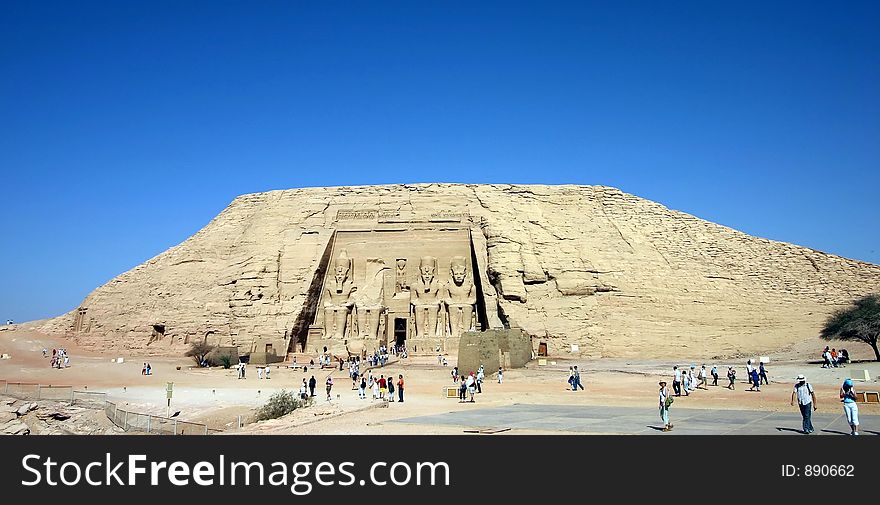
[1,1,878,322]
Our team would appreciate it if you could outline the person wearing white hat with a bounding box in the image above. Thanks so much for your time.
[840,378,859,435]
[790,374,817,434]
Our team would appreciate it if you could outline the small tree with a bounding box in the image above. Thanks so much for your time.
[184,341,216,366]
[820,294,880,361]
[253,390,311,421]
[217,352,234,369]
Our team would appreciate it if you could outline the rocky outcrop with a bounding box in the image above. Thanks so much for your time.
[38,184,880,359]
[0,398,123,435]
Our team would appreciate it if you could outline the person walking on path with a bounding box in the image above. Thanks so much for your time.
[659,381,672,431]
[748,367,761,392]
[758,362,769,385]
[698,365,708,389]
[573,366,585,391]
[497,367,503,384]
[840,378,860,435]
[257,367,263,380]
[325,376,333,401]
[711,365,718,387]
[309,375,317,397]
[264,365,270,379]
[727,367,736,390]
[466,372,476,402]
[746,359,754,387]
[672,366,683,396]
[397,374,405,403]
[791,374,817,434]
[358,377,367,399]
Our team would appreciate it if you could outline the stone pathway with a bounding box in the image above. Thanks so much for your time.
[392,403,880,435]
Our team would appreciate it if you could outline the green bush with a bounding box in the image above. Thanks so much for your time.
[253,390,311,421]
[217,353,234,369]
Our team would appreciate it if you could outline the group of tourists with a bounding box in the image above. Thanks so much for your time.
[256,365,271,379]
[141,362,153,375]
[356,370,405,402]
[47,348,70,369]
[790,375,861,435]
[567,366,584,391]
[456,365,487,402]
[821,346,848,368]
[367,347,390,367]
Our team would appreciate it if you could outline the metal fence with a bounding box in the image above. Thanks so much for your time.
[104,401,214,435]
[2,379,215,435]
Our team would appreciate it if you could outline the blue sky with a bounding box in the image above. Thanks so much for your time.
[1,1,878,322]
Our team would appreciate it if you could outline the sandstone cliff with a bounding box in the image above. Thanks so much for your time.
[39,184,880,359]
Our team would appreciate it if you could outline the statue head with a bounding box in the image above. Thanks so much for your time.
[396,258,406,270]
[450,256,468,286]
[333,250,351,287]
[419,256,436,286]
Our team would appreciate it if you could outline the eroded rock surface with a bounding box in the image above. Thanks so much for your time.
[38,184,880,358]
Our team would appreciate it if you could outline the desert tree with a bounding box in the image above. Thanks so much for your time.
[820,294,880,361]
[184,341,216,366]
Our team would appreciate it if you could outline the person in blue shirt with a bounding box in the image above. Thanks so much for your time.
[748,368,761,392]
[840,378,860,435]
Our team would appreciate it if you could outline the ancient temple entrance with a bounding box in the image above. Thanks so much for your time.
[394,317,407,348]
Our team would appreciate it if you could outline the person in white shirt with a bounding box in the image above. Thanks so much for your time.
[465,373,476,402]
[790,374,817,434]
[257,367,263,379]
[672,366,683,396]
[659,381,672,431]
[698,365,708,389]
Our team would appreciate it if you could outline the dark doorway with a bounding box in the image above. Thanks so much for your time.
[538,342,548,357]
[394,318,407,348]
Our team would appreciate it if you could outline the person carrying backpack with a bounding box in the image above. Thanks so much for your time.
[840,378,860,435]
[791,374,817,434]
[659,381,673,431]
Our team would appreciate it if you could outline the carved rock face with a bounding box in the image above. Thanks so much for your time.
[450,257,467,286]
[333,260,350,290]
[419,257,436,288]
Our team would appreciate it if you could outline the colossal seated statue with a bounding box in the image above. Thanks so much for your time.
[444,256,476,338]
[323,250,356,339]
[411,256,442,338]
[354,258,388,350]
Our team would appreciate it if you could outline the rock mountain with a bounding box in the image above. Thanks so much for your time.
[39,184,880,359]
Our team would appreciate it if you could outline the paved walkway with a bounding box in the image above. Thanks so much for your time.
[392,403,879,435]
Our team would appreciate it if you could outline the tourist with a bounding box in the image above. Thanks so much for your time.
[497,367,503,384]
[145,362,151,375]
[659,381,672,431]
[476,365,485,393]
[711,365,718,386]
[64,355,71,368]
[309,375,317,397]
[359,377,367,399]
[574,365,585,391]
[264,366,270,379]
[379,374,387,399]
[300,379,309,400]
[466,372,476,402]
[438,353,443,365]
[791,374,816,434]
[759,361,768,385]
[142,363,147,375]
[840,378,859,435]
[748,367,760,392]
[42,348,47,358]
[371,375,380,400]
[672,366,683,396]
[698,365,708,389]
[257,366,263,379]
[831,349,839,367]
[727,367,736,390]
[397,374,405,402]
[568,367,575,390]
[452,366,459,383]
[241,362,246,379]
[682,369,691,394]
[746,359,754,386]
[458,376,467,402]
[326,376,333,401]
[687,366,696,392]
[387,374,395,402]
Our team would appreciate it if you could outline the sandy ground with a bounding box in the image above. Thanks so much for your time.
[2,326,878,434]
